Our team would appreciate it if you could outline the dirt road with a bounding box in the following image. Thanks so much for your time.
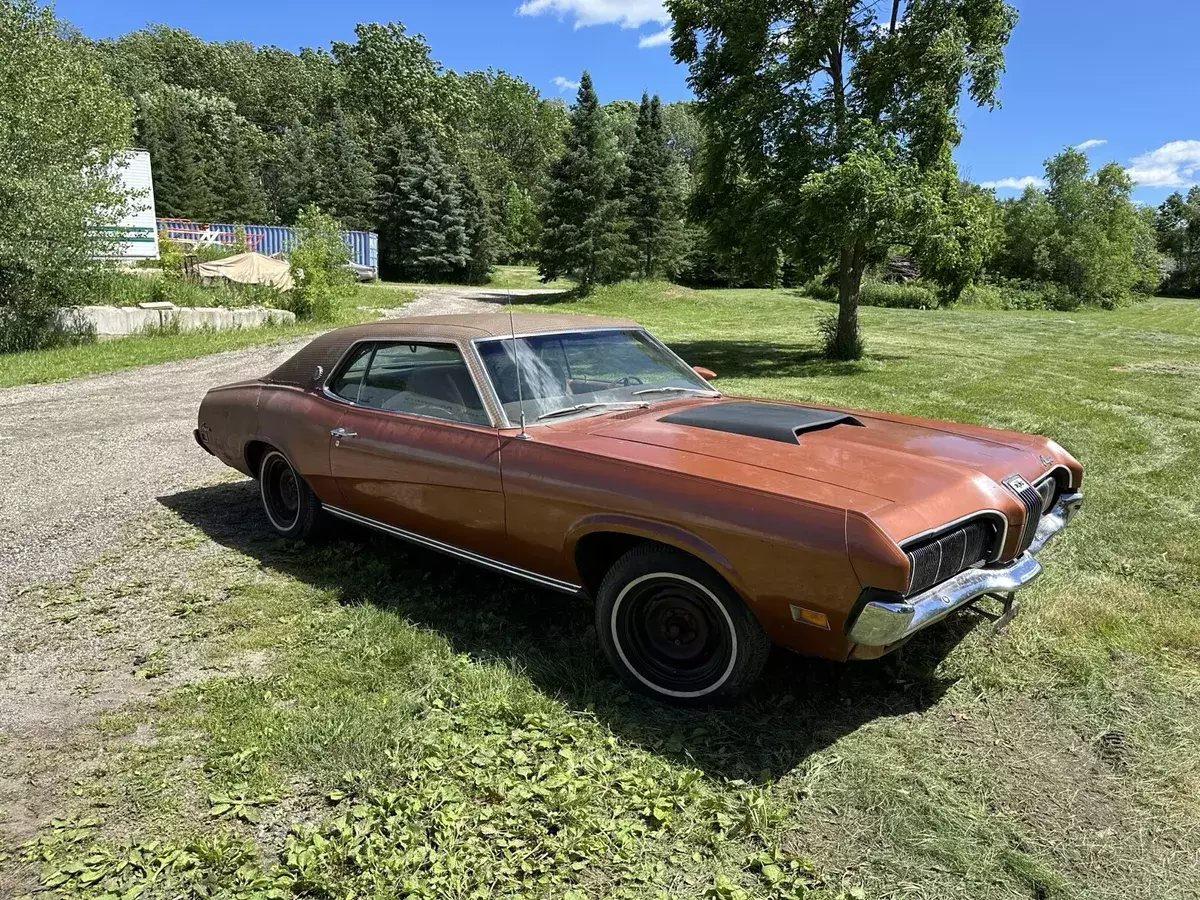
[0,286,555,598]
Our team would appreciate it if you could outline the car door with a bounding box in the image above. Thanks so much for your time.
[324,340,506,558]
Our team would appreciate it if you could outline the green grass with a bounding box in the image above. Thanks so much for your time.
[0,288,386,389]
[12,285,1200,899]
[353,282,418,308]
[487,264,569,290]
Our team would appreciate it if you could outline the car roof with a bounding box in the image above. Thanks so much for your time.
[340,312,641,340]
[263,312,643,389]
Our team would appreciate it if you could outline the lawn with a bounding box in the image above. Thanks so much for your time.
[487,264,568,290]
[6,286,1198,899]
[0,284,413,389]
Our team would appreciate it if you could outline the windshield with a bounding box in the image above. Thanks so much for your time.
[476,329,716,424]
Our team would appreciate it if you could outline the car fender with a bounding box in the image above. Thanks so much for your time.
[564,513,749,598]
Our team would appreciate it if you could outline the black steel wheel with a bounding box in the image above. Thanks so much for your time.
[595,544,770,705]
[258,449,325,539]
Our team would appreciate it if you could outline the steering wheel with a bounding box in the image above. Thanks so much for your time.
[607,375,644,387]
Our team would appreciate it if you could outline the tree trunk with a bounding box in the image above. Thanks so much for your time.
[833,241,866,360]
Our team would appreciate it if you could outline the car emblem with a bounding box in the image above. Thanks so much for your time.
[1004,474,1031,494]
[1038,454,1054,466]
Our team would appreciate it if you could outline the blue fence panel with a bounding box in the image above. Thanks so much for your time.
[156,219,378,271]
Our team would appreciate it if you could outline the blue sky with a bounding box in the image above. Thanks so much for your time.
[57,0,1200,202]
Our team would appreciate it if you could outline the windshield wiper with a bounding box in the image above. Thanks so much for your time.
[632,386,721,398]
[536,402,611,421]
[536,401,648,421]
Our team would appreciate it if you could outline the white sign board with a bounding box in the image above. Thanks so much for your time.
[101,149,159,260]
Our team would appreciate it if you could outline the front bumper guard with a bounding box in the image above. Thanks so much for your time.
[846,491,1083,647]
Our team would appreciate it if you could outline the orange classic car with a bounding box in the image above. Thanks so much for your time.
[195,313,1083,703]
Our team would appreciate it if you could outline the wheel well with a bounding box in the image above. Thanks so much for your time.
[244,440,271,478]
[574,532,649,598]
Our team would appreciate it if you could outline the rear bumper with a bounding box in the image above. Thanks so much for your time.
[193,428,215,456]
[846,491,1083,647]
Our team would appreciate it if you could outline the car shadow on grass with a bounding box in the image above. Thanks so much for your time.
[161,480,972,783]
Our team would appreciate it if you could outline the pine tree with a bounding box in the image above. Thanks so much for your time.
[538,71,631,288]
[625,93,687,279]
[457,168,493,284]
[314,106,373,231]
[211,122,269,223]
[374,127,469,281]
[268,120,320,225]
[138,93,213,220]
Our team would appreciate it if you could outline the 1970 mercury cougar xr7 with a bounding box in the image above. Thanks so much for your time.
[195,313,1083,703]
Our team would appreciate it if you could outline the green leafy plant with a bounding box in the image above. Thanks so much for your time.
[287,204,353,321]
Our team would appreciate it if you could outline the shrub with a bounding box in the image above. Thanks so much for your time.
[288,205,352,321]
[92,270,282,309]
[817,311,863,360]
[803,278,936,309]
[859,281,937,309]
[957,278,1135,311]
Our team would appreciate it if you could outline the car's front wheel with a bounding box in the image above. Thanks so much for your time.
[595,544,771,705]
[258,448,324,539]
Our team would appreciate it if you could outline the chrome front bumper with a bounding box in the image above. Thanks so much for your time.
[846,491,1083,647]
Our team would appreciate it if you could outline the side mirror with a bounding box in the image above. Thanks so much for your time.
[692,365,717,381]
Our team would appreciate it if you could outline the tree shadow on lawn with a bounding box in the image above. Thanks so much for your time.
[670,340,908,380]
[161,480,972,783]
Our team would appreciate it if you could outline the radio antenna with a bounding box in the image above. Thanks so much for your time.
[507,290,530,439]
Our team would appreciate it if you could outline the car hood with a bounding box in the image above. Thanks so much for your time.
[586,399,1063,541]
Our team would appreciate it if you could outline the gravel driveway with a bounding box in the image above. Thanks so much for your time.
[0,286,559,597]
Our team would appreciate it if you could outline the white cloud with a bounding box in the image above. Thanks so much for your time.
[980,175,1048,191]
[1126,140,1200,188]
[1074,138,1107,151]
[552,76,581,93]
[638,26,672,48]
[517,0,668,29]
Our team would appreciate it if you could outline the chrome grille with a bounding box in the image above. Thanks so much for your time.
[1004,475,1044,556]
[905,518,999,596]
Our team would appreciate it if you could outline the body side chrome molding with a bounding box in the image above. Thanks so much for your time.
[322,504,584,595]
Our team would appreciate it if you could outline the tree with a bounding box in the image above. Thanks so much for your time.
[374,128,469,281]
[289,204,352,321]
[538,72,632,288]
[670,0,1018,357]
[0,0,132,352]
[313,106,374,230]
[913,175,1004,303]
[1155,187,1200,294]
[625,93,688,279]
[993,148,1160,305]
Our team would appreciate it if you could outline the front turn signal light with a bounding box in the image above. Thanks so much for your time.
[790,606,830,630]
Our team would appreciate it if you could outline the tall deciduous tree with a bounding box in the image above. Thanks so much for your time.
[538,72,631,288]
[995,148,1160,305]
[670,0,1018,357]
[1155,187,1200,294]
[1,0,132,352]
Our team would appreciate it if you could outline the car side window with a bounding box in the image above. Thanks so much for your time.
[327,343,374,403]
[342,341,490,426]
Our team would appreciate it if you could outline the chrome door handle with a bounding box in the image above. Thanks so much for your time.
[331,427,357,438]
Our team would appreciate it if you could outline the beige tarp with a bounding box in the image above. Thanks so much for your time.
[195,252,294,291]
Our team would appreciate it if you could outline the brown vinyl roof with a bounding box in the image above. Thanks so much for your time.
[264,312,642,388]
[349,312,640,339]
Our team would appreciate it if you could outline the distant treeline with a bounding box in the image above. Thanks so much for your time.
[89,24,703,284]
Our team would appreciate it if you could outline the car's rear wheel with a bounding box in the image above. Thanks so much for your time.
[595,544,770,705]
[259,449,324,539]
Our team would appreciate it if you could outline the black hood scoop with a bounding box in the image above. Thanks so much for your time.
[658,401,862,444]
